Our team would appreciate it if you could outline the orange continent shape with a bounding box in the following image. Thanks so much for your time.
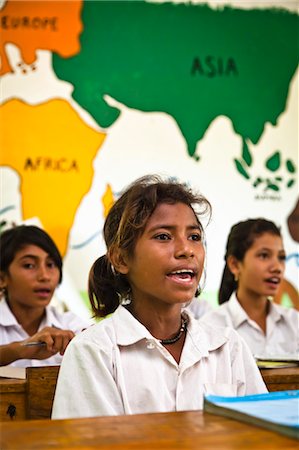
[0,0,83,75]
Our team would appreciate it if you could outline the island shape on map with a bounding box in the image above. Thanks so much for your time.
[0,99,105,255]
[52,2,299,157]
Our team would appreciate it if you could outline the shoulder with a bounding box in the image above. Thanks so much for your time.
[66,312,119,348]
[45,305,93,332]
[199,302,232,324]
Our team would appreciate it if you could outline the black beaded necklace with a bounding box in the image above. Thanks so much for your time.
[160,317,188,345]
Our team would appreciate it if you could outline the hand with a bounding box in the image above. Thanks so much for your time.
[20,326,75,360]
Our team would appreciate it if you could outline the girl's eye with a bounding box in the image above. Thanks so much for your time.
[47,261,57,268]
[23,263,35,269]
[189,233,201,242]
[279,254,286,262]
[258,252,268,259]
[154,233,171,241]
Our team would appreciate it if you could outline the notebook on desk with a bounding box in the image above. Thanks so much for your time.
[0,366,26,379]
[255,354,299,369]
[204,390,299,440]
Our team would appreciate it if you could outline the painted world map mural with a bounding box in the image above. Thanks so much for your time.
[0,0,298,315]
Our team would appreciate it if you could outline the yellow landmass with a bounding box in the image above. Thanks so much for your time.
[0,99,105,255]
[102,183,115,218]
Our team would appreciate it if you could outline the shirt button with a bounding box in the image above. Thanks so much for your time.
[146,340,156,349]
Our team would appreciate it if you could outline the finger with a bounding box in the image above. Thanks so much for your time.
[36,334,56,353]
[52,334,63,353]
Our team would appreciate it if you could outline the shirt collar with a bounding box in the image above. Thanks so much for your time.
[228,292,285,326]
[112,306,155,345]
[0,298,61,330]
[0,298,19,326]
[227,292,251,328]
[267,300,285,322]
[113,305,228,355]
[38,306,64,330]
[187,315,229,355]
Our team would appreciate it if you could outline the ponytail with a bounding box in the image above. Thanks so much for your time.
[88,255,130,318]
[218,263,237,305]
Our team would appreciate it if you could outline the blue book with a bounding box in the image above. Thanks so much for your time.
[204,390,299,440]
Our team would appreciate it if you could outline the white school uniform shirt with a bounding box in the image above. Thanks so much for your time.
[52,305,267,419]
[0,298,92,367]
[200,293,299,357]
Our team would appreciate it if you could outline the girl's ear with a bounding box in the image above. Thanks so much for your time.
[109,248,129,275]
[227,255,240,280]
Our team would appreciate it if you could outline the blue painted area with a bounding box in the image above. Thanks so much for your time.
[70,230,101,249]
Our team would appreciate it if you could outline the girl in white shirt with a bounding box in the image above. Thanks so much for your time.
[0,225,90,367]
[52,175,266,419]
[201,218,299,357]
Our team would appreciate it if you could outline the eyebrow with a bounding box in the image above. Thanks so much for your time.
[256,247,285,253]
[17,254,52,261]
[147,224,201,233]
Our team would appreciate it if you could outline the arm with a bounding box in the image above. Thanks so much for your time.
[0,326,75,366]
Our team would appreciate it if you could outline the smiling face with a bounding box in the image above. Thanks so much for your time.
[0,244,60,312]
[114,202,205,309]
[231,232,286,300]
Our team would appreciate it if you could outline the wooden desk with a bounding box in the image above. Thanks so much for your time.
[0,377,26,421]
[0,366,60,421]
[0,410,297,450]
[260,366,299,392]
[26,366,60,420]
[1,365,298,422]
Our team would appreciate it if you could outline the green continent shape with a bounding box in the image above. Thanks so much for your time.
[52,2,299,157]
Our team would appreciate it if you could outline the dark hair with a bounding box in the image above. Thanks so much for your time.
[218,218,282,305]
[0,225,63,283]
[89,174,211,317]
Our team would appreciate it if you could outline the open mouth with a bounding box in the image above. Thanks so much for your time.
[265,277,280,285]
[167,269,196,283]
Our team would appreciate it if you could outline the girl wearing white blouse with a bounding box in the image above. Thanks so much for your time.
[200,218,299,357]
[52,175,266,419]
[0,225,91,367]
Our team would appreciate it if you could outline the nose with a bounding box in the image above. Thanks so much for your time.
[174,237,194,259]
[270,258,284,274]
[37,264,51,281]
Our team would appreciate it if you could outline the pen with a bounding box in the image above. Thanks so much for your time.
[21,341,47,347]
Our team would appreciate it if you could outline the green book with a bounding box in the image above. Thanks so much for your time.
[204,390,299,440]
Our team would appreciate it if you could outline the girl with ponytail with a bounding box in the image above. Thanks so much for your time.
[201,218,299,357]
[52,176,266,419]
